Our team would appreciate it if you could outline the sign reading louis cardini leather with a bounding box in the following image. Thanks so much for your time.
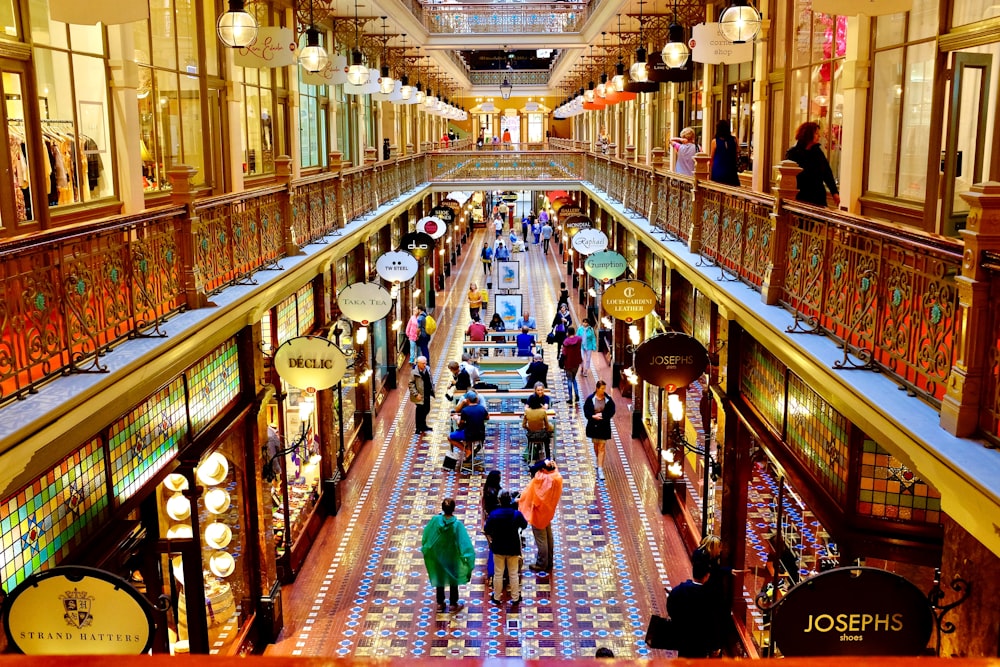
[375,250,419,282]
[336,282,393,324]
[273,336,348,390]
[601,279,657,322]
[633,332,710,391]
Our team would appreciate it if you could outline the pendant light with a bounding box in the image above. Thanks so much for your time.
[499,47,513,100]
[378,18,395,93]
[611,15,628,91]
[629,1,648,82]
[662,0,690,68]
[298,0,329,73]
[217,0,258,48]
[718,0,762,43]
[346,0,369,85]
[595,33,608,98]
[399,35,413,100]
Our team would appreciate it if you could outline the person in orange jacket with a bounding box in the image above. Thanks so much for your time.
[518,459,563,574]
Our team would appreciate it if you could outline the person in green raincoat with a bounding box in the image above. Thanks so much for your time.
[422,497,476,612]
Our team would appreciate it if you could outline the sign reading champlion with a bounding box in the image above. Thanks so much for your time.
[584,250,628,282]
[273,336,348,391]
[601,279,657,322]
[771,567,934,656]
[3,566,156,654]
[633,332,710,391]
[337,282,393,324]
[375,250,419,282]
[571,228,610,255]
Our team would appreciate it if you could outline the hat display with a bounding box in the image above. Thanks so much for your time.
[204,522,233,549]
[166,524,193,540]
[204,488,231,514]
[165,493,192,521]
[164,473,189,492]
[209,551,236,578]
[196,452,229,487]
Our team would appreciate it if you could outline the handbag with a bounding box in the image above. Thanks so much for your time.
[546,332,556,345]
[644,614,679,649]
[443,452,463,470]
[557,353,566,369]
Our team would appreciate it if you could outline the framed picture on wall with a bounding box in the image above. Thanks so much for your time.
[497,261,520,291]
[495,294,522,329]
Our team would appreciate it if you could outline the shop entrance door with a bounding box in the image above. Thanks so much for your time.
[0,59,44,234]
[940,52,992,236]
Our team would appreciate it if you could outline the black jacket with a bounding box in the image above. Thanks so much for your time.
[484,506,527,555]
[524,360,549,389]
[583,392,616,440]
[666,579,715,657]
[785,144,838,207]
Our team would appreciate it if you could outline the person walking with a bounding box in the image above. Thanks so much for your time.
[495,241,511,261]
[406,307,421,366]
[416,306,431,362]
[484,490,528,606]
[482,470,503,580]
[785,121,840,208]
[481,242,494,276]
[710,119,741,187]
[532,219,541,245]
[583,380,616,480]
[519,459,563,574]
[666,561,715,657]
[670,127,699,177]
[409,355,435,434]
[541,219,553,254]
[501,128,512,148]
[579,317,598,373]
[421,497,476,613]
[550,303,572,355]
[468,282,483,320]
[494,216,504,239]
[521,213,531,242]
[561,325,583,406]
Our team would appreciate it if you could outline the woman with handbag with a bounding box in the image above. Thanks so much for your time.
[550,303,572,355]
[560,326,583,406]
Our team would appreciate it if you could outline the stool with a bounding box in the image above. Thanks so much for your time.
[461,440,485,473]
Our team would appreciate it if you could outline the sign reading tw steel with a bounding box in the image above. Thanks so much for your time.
[633,332,709,391]
[601,279,657,323]
[771,567,934,656]
[375,250,419,282]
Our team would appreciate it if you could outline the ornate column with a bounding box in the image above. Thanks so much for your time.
[760,160,802,306]
[167,165,211,310]
[688,153,711,255]
[941,182,1000,436]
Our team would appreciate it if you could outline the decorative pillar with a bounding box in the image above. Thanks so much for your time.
[274,156,301,257]
[624,144,636,162]
[760,160,802,305]
[688,153,711,255]
[167,165,211,310]
[651,147,665,169]
[941,182,1000,436]
[364,146,378,165]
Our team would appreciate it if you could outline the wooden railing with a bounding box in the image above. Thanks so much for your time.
[0,145,994,445]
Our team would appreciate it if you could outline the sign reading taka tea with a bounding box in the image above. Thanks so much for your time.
[601,279,657,323]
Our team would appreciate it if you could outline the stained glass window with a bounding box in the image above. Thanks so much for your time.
[739,336,786,433]
[858,439,941,524]
[1,438,107,594]
[786,373,849,502]
[275,294,296,345]
[675,279,694,335]
[297,283,315,334]
[108,376,186,503]
[187,339,241,435]
[694,290,712,348]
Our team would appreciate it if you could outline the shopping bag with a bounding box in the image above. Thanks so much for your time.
[443,453,459,470]
[644,614,679,649]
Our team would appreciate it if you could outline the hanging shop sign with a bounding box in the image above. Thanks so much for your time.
[633,331,710,391]
[234,28,298,68]
[274,336,349,391]
[399,231,435,259]
[563,216,592,238]
[690,23,755,65]
[584,250,628,282]
[602,279,657,323]
[300,54,349,86]
[571,228,610,255]
[812,0,911,15]
[646,52,694,83]
[771,567,934,656]
[416,216,447,240]
[375,250,420,283]
[336,282,394,325]
[558,204,583,219]
[431,205,457,226]
[3,566,156,654]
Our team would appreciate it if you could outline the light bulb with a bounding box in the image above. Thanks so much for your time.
[216,0,258,48]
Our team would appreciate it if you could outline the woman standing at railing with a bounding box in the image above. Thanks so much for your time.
[670,127,699,177]
[709,120,741,187]
[785,121,840,209]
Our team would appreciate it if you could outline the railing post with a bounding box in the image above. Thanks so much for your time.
[624,145,636,163]
[275,155,302,256]
[328,151,343,173]
[167,164,212,310]
[941,181,1000,436]
[364,147,378,165]
[760,160,802,305]
[688,153,711,254]
[405,142,414,157]
[651,147,664,169]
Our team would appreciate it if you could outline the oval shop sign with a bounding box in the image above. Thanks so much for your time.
[601,279,657,323]
[633,331,710,390]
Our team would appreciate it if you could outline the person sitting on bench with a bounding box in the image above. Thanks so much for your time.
[516,326,535,357]
[522,394,554,462]
[449,391,490,460]
[524,353,548,389]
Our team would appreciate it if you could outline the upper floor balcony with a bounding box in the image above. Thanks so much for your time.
[412,0,589,34]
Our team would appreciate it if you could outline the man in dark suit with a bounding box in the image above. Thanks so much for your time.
[523,353,548,389]
[666,560,716,658]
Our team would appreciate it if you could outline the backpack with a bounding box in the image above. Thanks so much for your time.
[424,314,438,334]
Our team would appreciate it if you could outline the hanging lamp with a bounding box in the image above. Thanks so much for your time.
[718,0,761,43]
[629,2,648,82]
[298,0,329,73]
[662,0,690,68]
[378,18,395,93]
[346,0,369,85]
[217,0,258,48]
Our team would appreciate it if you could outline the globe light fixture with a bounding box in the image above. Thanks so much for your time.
[662,23,690,68]
[612,60,627,92]
[298,27,329,73]
[377,18,393,93]
[719,0,762,43]
[629,46,648,82]
[414,83,426,104]
[216,0,258,48]
[347,49,369,85]
[399,74,413,100]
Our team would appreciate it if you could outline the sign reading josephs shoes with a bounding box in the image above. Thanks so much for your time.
[273,336,349,391]
[633,332,710,391]
[771,567,934,656]
[601,279,657,323]
[375,250,419,282]
[337,282,393,325]
[3,566,156,654]
[571,228,609,255]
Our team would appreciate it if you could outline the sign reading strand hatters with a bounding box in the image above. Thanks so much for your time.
[337,282,393,325]
[273,335,348,391]
[416,216,447,239]
[601,279,657,323]
[633,332,710,391]
[375,250,419,282]
[3,566,156,654]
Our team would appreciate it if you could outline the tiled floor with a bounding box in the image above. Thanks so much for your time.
[266,230,694,658]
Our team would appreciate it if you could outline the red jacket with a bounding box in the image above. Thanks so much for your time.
[561,335,583,371]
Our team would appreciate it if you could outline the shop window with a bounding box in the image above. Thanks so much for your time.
[275,293,297,344]
[298,33,328,170]
[786,373,849,502]
[1,437,108,595]
[0,0,18,40]
[333,84,350,163]
[186,340,241,436]
[133,0,211,193]
[235,3,276,179]
[787,0,846,181]
[527,112,544,143]
[21,4,114,214]
[865,0,937,201]
[739,336,787,433]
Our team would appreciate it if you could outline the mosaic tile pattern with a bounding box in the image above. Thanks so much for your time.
[187,339,241,435]
[109,376,187,503]
[276,293,297,345]
[1,437,107,593]
[858,439,941,524]
[297,283,316,334]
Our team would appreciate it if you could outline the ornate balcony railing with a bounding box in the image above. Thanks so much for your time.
[426,150,585,181]
[420,3,587,34]
[470,70,551,86]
